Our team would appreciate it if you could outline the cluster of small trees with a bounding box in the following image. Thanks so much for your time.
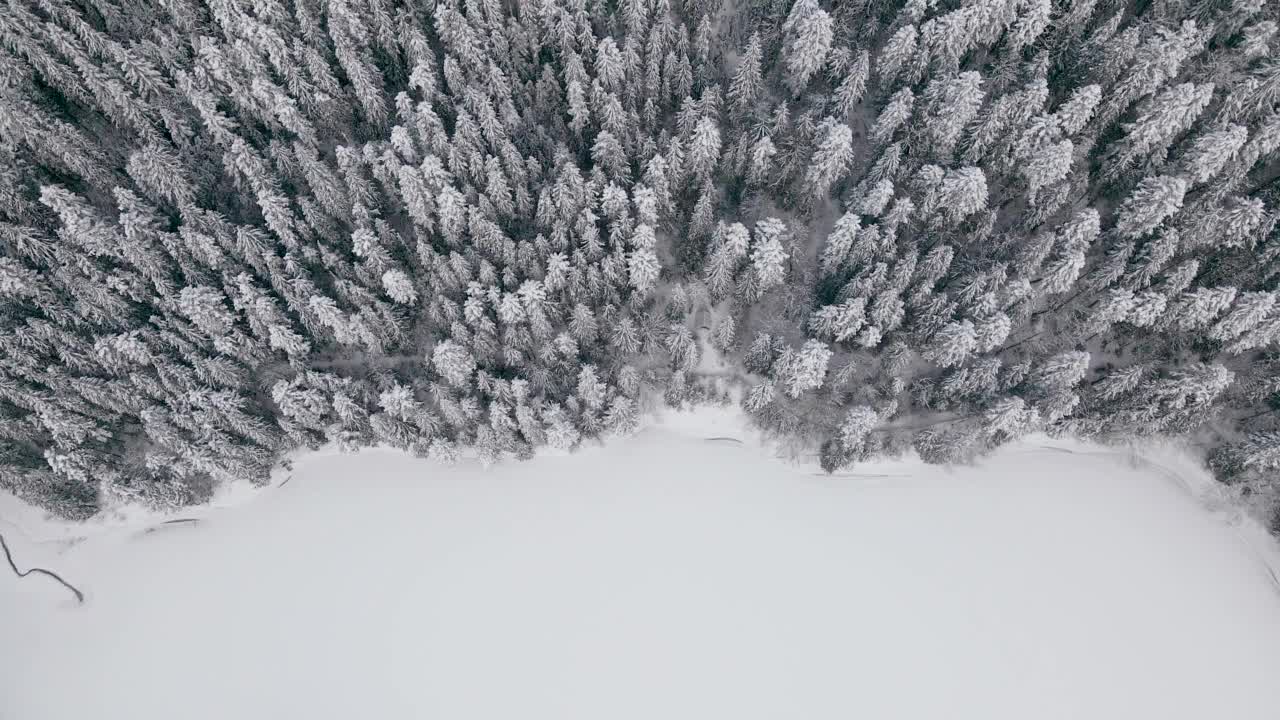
[0,0,1277,526]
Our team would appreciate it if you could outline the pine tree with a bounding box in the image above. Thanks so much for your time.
[381,269,418,304]
[1107,83,1214,175]
[924,320,977,368]
[1161,288,1229,332]
[1114,175,1187,240]
[779,339,833,398]
[627,223,662,294]
[838,406,878,452]
[1209,291,1276,342]
[820,212,861,276]
[937,167,988,224]
[920,71,984,162]
[810,298,867,342]
[688,115,721,182]
[747,136,777,186]
[1008,0,1052,52]
[1180,124,1247,184]
[728,33,764,115]
[750,218,789,292]
[803,120,854,199]
[983,397,1040,442]
[870,88,915,146]
[432,340,476,388]
[879,26,920,89]
[781,0,834,95]
[577,365,608,410]
[1053,84,1102,136]
[1142,364,1235,414]
[833,50,870,118]
[1022,140,1074,197]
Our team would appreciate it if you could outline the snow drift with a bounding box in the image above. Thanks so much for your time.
[4,413,1280,720]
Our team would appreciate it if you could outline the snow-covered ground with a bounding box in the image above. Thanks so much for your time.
[4,410,1280,719]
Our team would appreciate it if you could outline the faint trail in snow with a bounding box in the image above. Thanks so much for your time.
[0,515,85,552]
[815,472,913,479]
[140,519,200,538]
[1243,537,1280,595]
[0,530,84,605]
[703,437,743,445]
[1031,444,1280,598]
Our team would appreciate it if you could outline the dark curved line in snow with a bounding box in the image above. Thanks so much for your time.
[704,436,743,445]
[814,472,912,478]
[142,518,201,537]
[0,531,84,605]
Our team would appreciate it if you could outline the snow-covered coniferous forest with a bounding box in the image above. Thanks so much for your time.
[1,0,1279,526]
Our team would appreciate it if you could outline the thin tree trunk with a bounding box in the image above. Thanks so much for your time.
[1238,407,1277,423]
[997,329,1045,354]
[0,531,84,604]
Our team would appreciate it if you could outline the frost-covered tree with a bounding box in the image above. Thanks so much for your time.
[810,298,867,343]
[833,51,870,118]
[382,270,418,305]
[1170,287,1238,331]
[432,340,476,388]
[924,320,977,368]
[728,34,764,114]
[838,406,878,452]
[983,398,1039,442]
[1107,83,1214,174]
[751,218,789,292]
[1209,292,1275,342]
[920,72,984,162]
[1114,176,1187,240]
[937,167,988,224]
[820,213,861,275]
[803,120,854,198]
[1181,124,1247,184]
[779,340,833,398]
[628,224,663,294]
[870,88,915,146]
[877,25,918,88]
[781,0,834,94]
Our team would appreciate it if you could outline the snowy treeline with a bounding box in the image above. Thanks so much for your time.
[0,0,1278,524]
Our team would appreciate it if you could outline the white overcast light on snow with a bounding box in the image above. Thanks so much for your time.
[4,412,1280,720]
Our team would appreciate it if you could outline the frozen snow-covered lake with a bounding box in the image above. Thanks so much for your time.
[4,413,1280,719]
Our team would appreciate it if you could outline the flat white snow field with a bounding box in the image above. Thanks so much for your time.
[4,412,1280,719]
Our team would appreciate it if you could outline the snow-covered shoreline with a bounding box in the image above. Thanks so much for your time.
[5,409,1280,719]
[1,406,1269,544]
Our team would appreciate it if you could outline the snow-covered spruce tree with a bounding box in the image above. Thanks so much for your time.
[780,0,834,96]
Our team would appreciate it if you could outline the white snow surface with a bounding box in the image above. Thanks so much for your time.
[5,408,1280,719]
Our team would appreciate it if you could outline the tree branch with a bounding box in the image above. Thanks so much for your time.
[0,531,84,605]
